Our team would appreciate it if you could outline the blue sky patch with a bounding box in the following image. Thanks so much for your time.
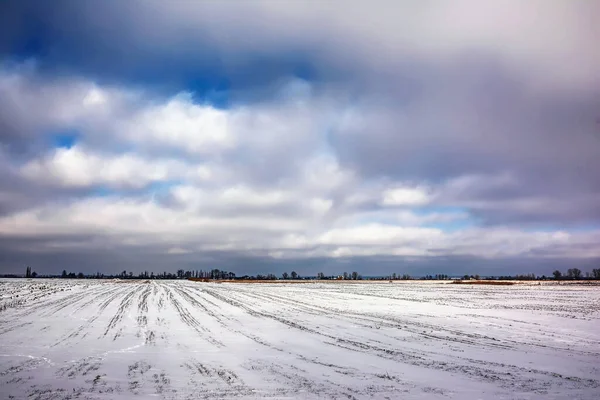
[51,131,79,149]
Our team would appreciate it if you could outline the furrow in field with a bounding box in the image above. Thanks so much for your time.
[203,284,600,394]
[163,284,225,348]
[181,360,253,398]
[2,279,599,399]
[51,285,130,346]
[241,286,516,351]
[102,285,138,339]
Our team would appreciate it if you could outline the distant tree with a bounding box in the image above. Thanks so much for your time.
[317,272,325,280]
[592,269,600,279]
[552,270,562,280]
[291,271,298,279]
[31,271,37,278]
[567,268,582,279]
[474,274,480,280]
[77,272,84,279]
[351,271,358,280]
[282,272,289,280]
[392,273,397,280]
[343,272,349,280]
[62,270,68,278]
[25,266,31,278]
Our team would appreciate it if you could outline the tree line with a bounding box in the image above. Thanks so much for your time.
[6,266,600,281]
[311,271,363,280]
[552,268,600,280]
[56,269,239,280]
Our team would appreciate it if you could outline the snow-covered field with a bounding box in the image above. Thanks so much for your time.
[1,279,599,399]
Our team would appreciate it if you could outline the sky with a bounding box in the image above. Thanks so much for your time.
[0,1,599,277]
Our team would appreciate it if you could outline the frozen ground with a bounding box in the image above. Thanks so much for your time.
[0,279,599,399]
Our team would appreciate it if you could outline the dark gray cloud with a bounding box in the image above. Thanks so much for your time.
[330,60,600,226]
[1,238,598,278]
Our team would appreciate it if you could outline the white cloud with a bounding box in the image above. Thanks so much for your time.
[20,146,208,189]
[302,153,354,193]
[318,224,443,246]
[382,186,431,206]
[170,185,289,212]
[0,67,129,136]
[83,86,108,107]
[122,93,234,154]
[0,194,598,260]
[308,198,333,215]
[167,247,192,255]
[0,197,307,240]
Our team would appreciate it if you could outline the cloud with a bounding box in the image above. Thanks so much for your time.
[20,146,208,189]
[167,247,192,255]
[2,195,597,265]
[121,93,234,155]
[381,186,431,207]
[0,2,599,274]
[3,2,598,90]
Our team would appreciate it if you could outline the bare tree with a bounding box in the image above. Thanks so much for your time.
[552,270,562,279]
[282,272,289,280]
[291,271,298,279]
[567,268,582,279]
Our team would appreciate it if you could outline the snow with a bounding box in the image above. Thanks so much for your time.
[1,279,599,399]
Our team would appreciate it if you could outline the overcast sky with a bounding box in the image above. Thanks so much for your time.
[1,1,599,276]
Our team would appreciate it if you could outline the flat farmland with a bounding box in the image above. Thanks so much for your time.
[1,279,599,399]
